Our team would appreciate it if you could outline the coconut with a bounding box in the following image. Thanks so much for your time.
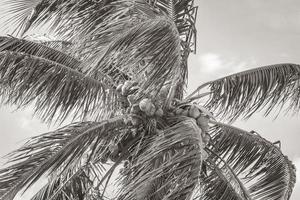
[145,103,156,116]
[130,103,141,114]
[139,98,156,116]
[196,115,209,127]
[202,134,210,145]
[202,150,209,160]
[124,160,130,168]
[155,107,164,117]
[159,86,169,99]
[121,81,134,96]
[131,117,141,126]
[139,98,152,111]
[109,144,119,154]
[99,153,109,163]
[123,117,131,125]
[181,108,189,116]
[188,105,201,119]
[200,124,210,133]
[175,108,184,115]
[131,128,138,136]
[168,112,175,116]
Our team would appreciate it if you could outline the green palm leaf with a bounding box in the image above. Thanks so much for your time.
[187,63,300,121]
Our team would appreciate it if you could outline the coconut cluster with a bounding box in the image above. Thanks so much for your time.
[112,81,210,163]
[172,104,211,157]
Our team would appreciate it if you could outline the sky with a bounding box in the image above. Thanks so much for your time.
[0,0,300,199]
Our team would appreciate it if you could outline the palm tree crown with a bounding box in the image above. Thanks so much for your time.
[0,0,297,200]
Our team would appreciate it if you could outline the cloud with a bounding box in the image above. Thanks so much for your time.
[196,53,250,78]
[198,53,224,73]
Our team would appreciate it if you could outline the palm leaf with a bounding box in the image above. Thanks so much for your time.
[0,36,78,67]
[30,162,107,200]
[85,16,182,103]
[23,35,73,54]
[207,122,296,200]
[0,116,128,200]
[30,169,92,200]
[198,160,249,200]
[118,118,203,200]
[187,63,300,121]
[0,36,119,123]
[2,0,108,35]
[196,148,252,200]
[2,1,195,103]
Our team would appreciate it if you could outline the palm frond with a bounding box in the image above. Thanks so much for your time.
[85,16,182,103]
[2,0,108,35]
[207,122,296,200]
[198,161,247,200]
[0,37,120,123]
[29,162,110,200]
[187,63,300,121]
[30,168,93,200]
[196,149,252,200]
[0,0,41,36]
[0,36,78,67]
[118,118,203,200]
[23,34,73,54]
[0,116,129,200]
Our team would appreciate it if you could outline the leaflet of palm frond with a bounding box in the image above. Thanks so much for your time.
[86,17,182,101]
[0,36,79,69]
[199,161,248,200]
[147,0,197,52]
[2,0,112,35]
[66,1,159,61]
[118,119,202,200]
[188,63,300,121]
[31,39,73,54]
[1,0,41,36]
[0,49,119,123]
[0,117,127,200]
[30,169,92,200]
[198,150,252,200]
[29,162,108,200]
[208,122,296,200]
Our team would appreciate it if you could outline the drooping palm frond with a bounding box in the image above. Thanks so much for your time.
[187,63,300,121]
[198,158,251,200]
[0,116,130,200]
[205,122,296,200]
[30,168,94,200]
[0,36,78,67]
[29,162,108,200]
[2,0,108,36]
[0,36,121,123]
[118,118,203,200]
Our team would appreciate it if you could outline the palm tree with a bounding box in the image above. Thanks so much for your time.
[0,0,297,199]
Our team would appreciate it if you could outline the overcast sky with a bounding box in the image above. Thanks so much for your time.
[0,0,299,199]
